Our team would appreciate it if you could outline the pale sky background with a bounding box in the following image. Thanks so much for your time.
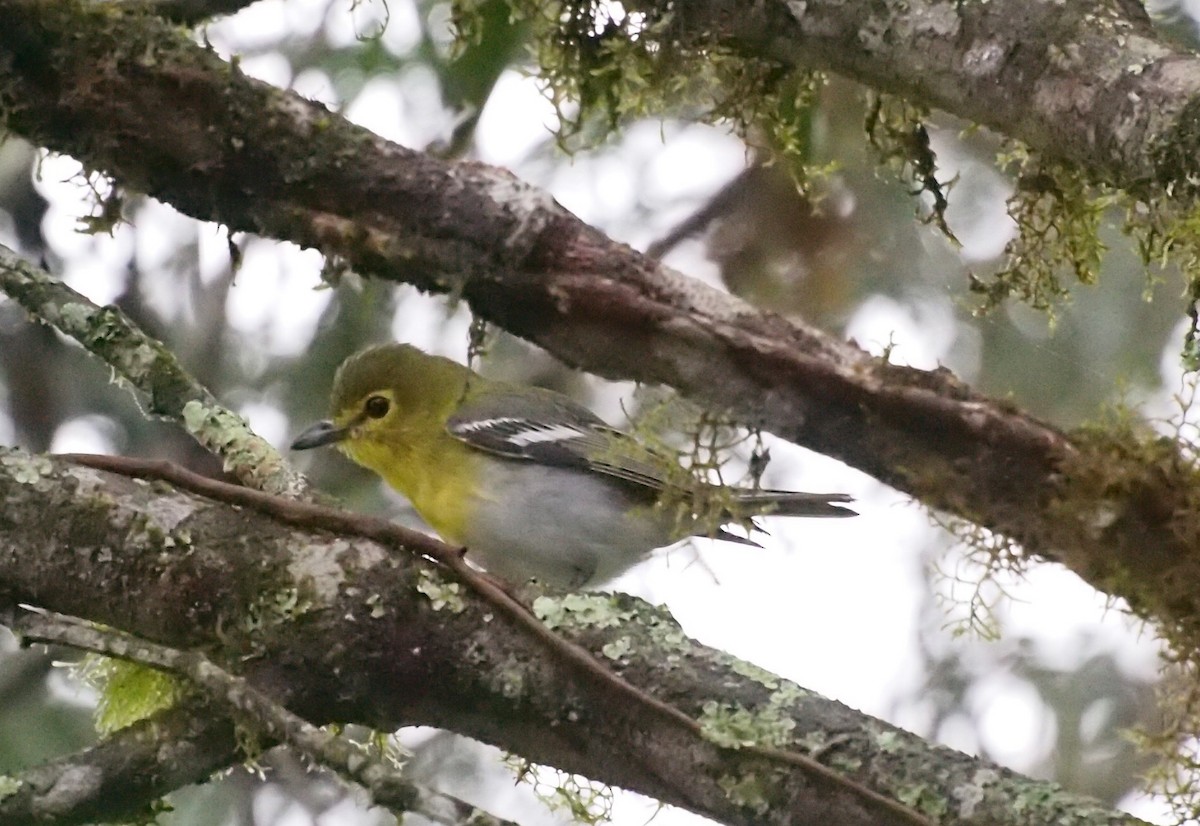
[6,0,1183,823]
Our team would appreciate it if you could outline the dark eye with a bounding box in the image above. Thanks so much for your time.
[364,395,390,419]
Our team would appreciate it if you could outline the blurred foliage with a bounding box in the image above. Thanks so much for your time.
[0,637,95,773]
[894,595,1158,808]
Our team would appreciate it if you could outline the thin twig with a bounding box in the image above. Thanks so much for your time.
[644,165,759,260]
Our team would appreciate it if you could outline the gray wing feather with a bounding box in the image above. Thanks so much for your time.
[447,383,857,518]
[446,383,670,491]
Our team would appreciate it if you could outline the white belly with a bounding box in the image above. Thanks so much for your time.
[459,462,675,588]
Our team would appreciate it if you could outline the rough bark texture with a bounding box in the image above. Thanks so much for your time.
[0,243,305,497]
[0,706,236,826]
[0,451,1147,826]
[1,0,1196,639]
[630,0,1195,196]
[0,1,1195,820]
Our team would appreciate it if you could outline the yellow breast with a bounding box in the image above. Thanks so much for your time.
[341,431,479,544]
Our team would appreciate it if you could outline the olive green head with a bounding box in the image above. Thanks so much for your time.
[290,343,470,452]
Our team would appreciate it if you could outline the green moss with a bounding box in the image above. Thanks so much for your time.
[972,148,1115,317]
[866,93,956,243]
[1125,196,1200,370]
[77,657,187,735]
[452,0,826,183]
[1053,398,1200,822]
[0,776,21,802]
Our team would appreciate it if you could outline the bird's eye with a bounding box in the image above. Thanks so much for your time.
[364,395,390,419]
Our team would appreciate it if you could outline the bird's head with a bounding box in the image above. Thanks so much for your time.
[290,343,469,467]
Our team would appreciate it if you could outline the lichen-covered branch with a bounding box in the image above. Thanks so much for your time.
[3,0,1198,647]
[609,0,1192,199]
[14,610,522,826]
[0,448,1150,826]
[0,703,238,826]
[0,244,306,497]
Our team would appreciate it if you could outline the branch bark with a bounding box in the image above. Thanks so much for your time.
[0,704,237,826]
[625,0,1192,197]
[0,243,306,497]
[14,610,523,826]
[0,450,1147,826]
[0,0,1195,644]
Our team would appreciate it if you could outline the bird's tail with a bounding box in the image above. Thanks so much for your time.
[734,490,857,518]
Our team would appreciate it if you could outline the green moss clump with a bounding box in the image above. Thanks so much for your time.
[77,657,188,735]
[972,148,1116,317]
[452,0,826,181]
[1124,196,1200,370]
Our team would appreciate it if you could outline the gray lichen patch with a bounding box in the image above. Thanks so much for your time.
[532,593,636,630]
[697,696,797,750]
[416,568,465,613]
[180,401,296,495]
[0,449,54,487]
[286,538,351,604]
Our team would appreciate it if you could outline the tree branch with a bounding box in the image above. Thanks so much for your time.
[0,449,1151,826]
[0,244,306,497]
[625,0,1190,197]
[110,0,265,25]
[14,609,523,826]
[0,4,1193,648]
[0,703,238,826]
[57,452,925,826]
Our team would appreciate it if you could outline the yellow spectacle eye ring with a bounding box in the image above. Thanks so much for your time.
[364,395,390,419]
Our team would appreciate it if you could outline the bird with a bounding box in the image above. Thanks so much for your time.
[291,343,855,588]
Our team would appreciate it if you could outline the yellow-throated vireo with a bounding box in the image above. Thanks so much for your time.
[291,343,855,588]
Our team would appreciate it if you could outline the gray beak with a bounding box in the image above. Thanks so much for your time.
[290,420,349,450]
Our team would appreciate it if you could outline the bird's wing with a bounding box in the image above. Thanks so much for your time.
[446,383,672,492]
[448,384,857,519]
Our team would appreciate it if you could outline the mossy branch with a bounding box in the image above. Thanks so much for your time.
[6,0,1200,659]
[16,609,521,826]
[0,448,1153,826]
[0,243,306,497]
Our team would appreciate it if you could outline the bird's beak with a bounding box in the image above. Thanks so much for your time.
[290,420,350,450]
